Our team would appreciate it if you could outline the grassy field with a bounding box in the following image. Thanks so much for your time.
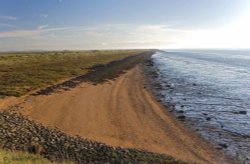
[0,149,57,164]
[0,50,145,97]
[0,149,75,164]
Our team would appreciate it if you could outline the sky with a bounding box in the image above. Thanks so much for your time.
[0,0,250,51]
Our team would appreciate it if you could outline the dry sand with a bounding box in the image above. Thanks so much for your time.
[3,66,228,163]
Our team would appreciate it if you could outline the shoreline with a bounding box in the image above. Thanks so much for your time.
[141,58,236,163]
[145,50,249,163]
[18,68,225,163]
[0,53,232,163]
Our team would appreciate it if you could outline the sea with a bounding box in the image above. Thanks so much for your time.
[151,49,250,162]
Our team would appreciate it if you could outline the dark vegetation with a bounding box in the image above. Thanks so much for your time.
[33,51,154,96]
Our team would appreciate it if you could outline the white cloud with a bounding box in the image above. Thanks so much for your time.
[0,30,40,38]
[38,25,49,30]
[0,24,191,50]
[0,15,18,21]
[0,25,73,38]
[40,14,49,19]
[1,21,249,51]
[0,23,17,29]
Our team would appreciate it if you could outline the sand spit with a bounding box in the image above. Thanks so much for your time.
[14,65,229,164]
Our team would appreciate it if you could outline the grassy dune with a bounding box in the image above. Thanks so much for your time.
[0,50,145,97]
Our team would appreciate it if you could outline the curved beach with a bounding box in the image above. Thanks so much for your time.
[17,65,227,163]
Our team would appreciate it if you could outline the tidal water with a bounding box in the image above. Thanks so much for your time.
[152,50,250,162]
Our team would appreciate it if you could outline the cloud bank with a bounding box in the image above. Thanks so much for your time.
[0,24,190,51]
[0,19,250,51]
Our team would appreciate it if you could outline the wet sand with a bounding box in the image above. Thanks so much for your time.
[8,65,229,163]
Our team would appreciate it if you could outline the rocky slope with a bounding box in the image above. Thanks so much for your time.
[0,110,184,164]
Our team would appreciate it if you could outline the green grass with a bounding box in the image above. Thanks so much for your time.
[0,149,74,164]
[0,50,145,97]
[0,149,68,164]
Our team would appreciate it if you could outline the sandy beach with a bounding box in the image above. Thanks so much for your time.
[1,1,249,163]
[7,64,228,163]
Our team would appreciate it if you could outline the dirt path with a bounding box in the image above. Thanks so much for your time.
[16,66,226,163]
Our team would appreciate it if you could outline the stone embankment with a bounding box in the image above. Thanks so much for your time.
[0,110,184,164]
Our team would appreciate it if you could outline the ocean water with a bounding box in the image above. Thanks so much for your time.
[152,50,250,162]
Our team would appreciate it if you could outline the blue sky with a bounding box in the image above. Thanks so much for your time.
[0,0,249,51]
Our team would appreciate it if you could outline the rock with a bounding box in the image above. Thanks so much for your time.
[154,84,163,90]
[233,111,247,114]
[177,116,186,121]
[28,142,45,154]
[33,137,40,142]
[157,99,162,102]
[239,111,247,114]
[206,117,211,121]
[216,147,222,150]
[0,110,181,163]
[218,143,228,149]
